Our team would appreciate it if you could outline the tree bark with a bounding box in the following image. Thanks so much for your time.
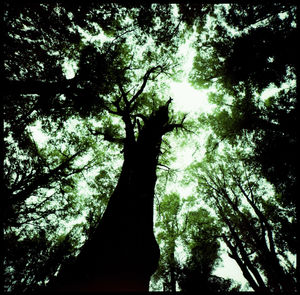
[47,99,178,292]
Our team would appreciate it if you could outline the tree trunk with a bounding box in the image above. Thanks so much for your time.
[170,264,177,292]
[169,239,177,292]
[47,100,177,292]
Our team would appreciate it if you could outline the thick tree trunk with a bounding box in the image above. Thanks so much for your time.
[47,101,176,292]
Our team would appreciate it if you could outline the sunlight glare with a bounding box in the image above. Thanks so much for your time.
[170,81,214,115]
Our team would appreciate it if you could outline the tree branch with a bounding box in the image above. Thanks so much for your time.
[129,65,163,109]
[223,235,262,292]
[8,149,83,208]
[157,163,171,171]
[222,214,267,290]
[132,113,147,122]
[162,113,187,134]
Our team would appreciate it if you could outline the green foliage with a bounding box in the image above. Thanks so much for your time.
[152,193,239,292]
[4,2,296,292]
[4,228,76,293]
[189,4,296,94]
[180,208,222,276]
[4,112,122,291]
[188,3,297,207]
[152,193,184,291]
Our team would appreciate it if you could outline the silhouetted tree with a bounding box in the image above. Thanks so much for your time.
[4,2,190,291]
[152,194,240,292]
[186,3,297,208]
[189,147,297,292]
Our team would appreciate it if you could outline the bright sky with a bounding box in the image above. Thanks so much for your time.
[170,81,213,114]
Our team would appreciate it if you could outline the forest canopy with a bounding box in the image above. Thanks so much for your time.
[3,3,297,293]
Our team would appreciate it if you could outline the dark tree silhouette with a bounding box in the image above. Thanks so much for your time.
[45,72,185,291]
[4,3,296,292]
[4,3,184,291]
[191,149,297,292]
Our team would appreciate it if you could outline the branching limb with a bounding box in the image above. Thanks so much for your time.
[135,118,142,133]
[157,163,171,171]
[133,113,147,122]
[112,95,124,115]
[110,25,135,43]
[129,65,163,109]
[163,113,188,134]
[118,82,131,109]
[8,149,83,208]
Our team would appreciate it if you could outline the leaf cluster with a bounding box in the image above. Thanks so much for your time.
[152,192,239,292]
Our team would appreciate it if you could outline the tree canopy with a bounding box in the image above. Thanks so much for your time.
[3,3,297,292]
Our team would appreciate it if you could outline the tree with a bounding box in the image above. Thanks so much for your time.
[4,3,189,292]
[151,193,240,292]
[152,192,185,292]
[180,4,297,291]
[186,3,297,208]
[3,2,118,235]
[45,91,186,291]
[189,147,297,292]
[188,4,296,94]
[3,113,116,292]
[178,207,240,292]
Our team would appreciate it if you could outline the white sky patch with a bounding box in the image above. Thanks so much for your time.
[77,25,111,44]
[213,249,251,291]
[170,81,214,115]
[28,121,49,147]
[169,30,215,116]
[261,79,296,101]
[261,85,281,101]
[63,59,78,79]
